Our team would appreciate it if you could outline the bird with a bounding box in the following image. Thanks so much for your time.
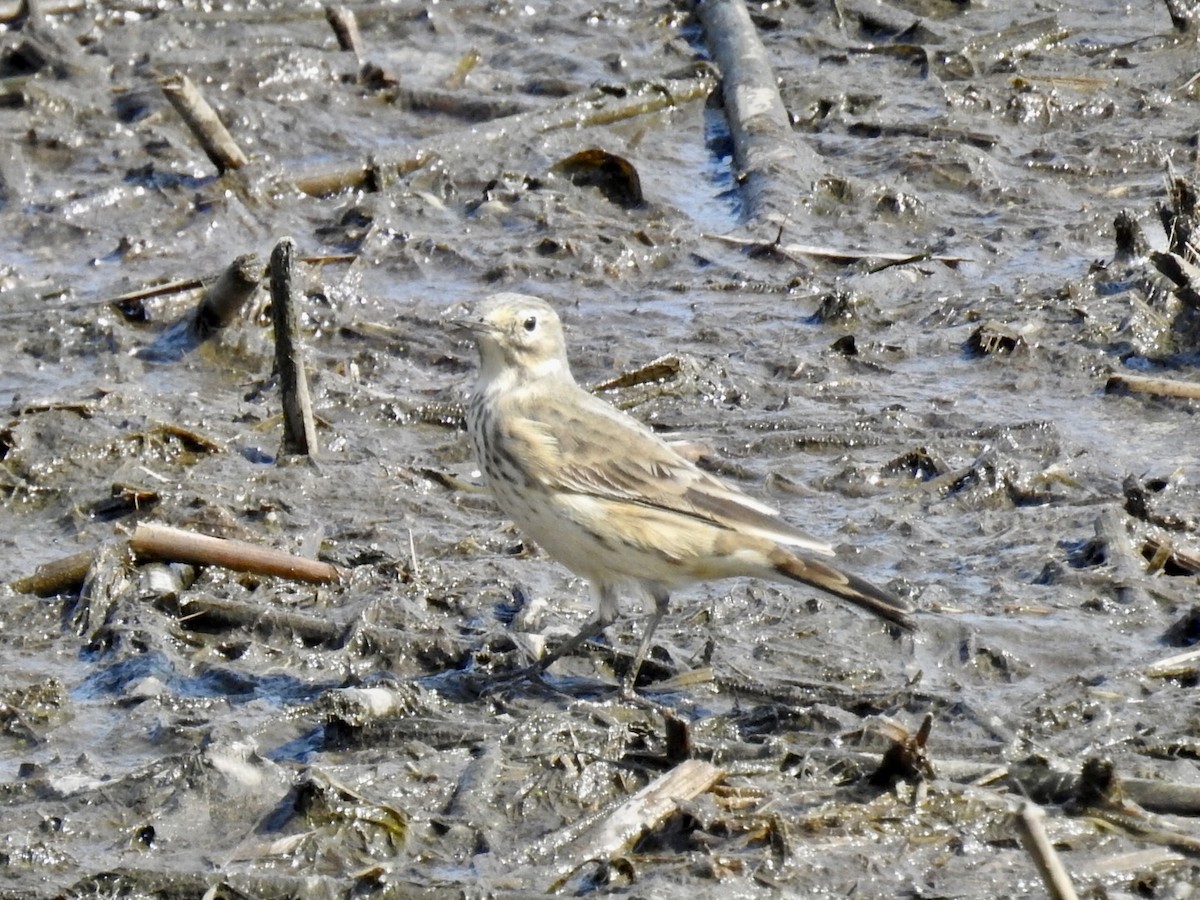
[457,292,914,690]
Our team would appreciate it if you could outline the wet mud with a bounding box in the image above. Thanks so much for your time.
[2,1,1200,896]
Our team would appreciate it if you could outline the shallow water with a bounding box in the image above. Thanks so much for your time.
[2,0,1200,896]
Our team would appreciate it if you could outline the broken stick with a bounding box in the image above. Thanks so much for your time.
[160,72,249,173]
[694,0,824,227]
[270,238,319,457]
[130,522,340,584]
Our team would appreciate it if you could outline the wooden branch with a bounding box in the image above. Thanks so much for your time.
[1094,508,1151,608]
[293,69,717,196]
[193,252,262,335]
[1144,647,1200,680]
[542,763,724,897]
[269,238,319,457]
[1016,802,1079,900]
[705,231,968,266]
[10,550,96,596]
[694,0,824,228]
[130,522,340,584]
[160,72,249,173]
[136,253,262,361]
[324,5,363,59]
[1105,372,1200,400]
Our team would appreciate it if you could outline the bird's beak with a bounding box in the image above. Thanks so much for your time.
[448,313,494,339]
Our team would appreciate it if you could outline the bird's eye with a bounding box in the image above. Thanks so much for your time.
[523,316,537,332]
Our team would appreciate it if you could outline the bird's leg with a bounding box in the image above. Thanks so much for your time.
[515,582,619,682]
[622,587,671,695]
[475,618,608,698]
[519,616,608,678]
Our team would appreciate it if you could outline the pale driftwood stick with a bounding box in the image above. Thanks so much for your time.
[1143,647,1200,679]
[704,231,968,265]
[694,0,823,228]
[107,277,207,311]
[1074,848,1188,882]
[1105,372,1200,400]
[130,522,340,584]
[0,0,84,21]
[1094,508,1151,608]
[193,252,261,337]
[525,759,724,891]
[324,5,362,58]
[160,72,249,173]
[269,238,319,457]
[293,69,716,196]
[1142,533,1200,575]
[1016,802,1079,900]
[1122,776,1200,817]
[11,550,96,596]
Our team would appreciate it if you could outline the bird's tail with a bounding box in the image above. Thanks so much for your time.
[771,548,915,631]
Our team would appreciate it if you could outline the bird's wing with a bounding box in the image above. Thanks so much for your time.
[495,385,835,556]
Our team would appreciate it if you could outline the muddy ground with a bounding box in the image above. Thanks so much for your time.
[2,1,1200,897]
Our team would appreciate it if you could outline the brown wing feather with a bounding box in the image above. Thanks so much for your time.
[496,383,835,556]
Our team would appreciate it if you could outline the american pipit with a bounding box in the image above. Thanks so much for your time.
[458,292,914,688]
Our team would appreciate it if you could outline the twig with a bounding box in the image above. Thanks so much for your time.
[324,5,363,59]
[1142,535,1200,574]
[159,72,249,173]
[293,69,717,196]
[535,759,725,891]
[269,238,319,457]
[1094,508,1152,608]
[0,0,84,22]
[193,252,262,335]
[136,253,262,361]
[1143,647,1200,680]
[107,277,208,318]
[130,522,340,584]
[704,232,967,265]
[10,550,95,596]
[693,0,823,227]
[1016,802,1079,900]
[1105,372,1200,400]
[156,592,445,665]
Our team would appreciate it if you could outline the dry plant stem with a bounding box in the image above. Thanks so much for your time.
[159,72,249,173]
[1094,508,1152,607]
[0,0,84,25]
[192,252,261,338]
[1144,647,1200,679]
[130,522,340,584]
[324,5,362,58]
[293,70,717,196]
[1121,776,1200,816]
[159,593,426,660]
[1016,802,1079,900]
[107,277,207,309]
[1105,372,1200,400]
[11,550,95,596]
[1143,535,1200,575]
[535,759,725,891]
[704,231,967,265]
[269,238,319,457]
[165,593,341,643]
[694,0,823,228]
